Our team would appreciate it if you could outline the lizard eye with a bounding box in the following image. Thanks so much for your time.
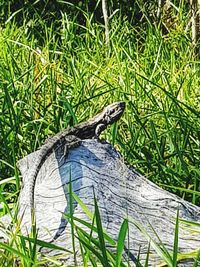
[107,107,117,116]
[107,107,115,115]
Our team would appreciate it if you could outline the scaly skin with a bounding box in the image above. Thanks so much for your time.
[28,102,125,210]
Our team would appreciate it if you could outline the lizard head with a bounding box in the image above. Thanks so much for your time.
[103,101,125,124]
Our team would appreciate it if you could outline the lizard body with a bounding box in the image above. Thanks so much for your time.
[28,102,125,210]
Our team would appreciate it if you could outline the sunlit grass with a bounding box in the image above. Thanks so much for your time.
[1,15,199,201]
[0,5,199,266]
[1,192,200,266]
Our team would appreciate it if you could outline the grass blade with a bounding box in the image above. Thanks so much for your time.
[72,192,94,219]
[116,218,128,267]
[18,236,72,253]
[68,168,77,265]
[193,249,200,267]
[172,209,179,266]
[93,193,110,267]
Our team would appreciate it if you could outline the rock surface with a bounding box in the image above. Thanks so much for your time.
[12,140,200,265]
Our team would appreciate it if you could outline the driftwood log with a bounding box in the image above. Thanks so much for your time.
[9,140,200,265]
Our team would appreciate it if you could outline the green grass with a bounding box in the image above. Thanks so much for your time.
[0,4,200,266]
[1,192,200,266]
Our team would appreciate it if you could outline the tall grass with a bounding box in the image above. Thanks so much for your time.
[0,11,199,204]
[0,5,199,266]
[1,192,200,266]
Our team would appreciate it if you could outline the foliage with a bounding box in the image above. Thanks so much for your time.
[0,6,199,204]
[0,2,199,266]
[0,0,193,31]
[1,193,200,266]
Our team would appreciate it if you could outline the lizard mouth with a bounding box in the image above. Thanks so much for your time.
[117,101,125,110]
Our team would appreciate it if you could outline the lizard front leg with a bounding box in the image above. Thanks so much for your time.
[94,123,106,139]
[94,111,113,139]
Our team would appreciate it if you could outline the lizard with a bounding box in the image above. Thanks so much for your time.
[27,101,125,211]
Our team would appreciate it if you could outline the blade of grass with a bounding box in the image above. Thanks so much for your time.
[68,167,77,265]
[93,192,110,267]
[193,249,200,267]
[172,209,179,266]
[72,192,94,219]
[116,218,128,267]
[76,227,107,266]
[19,235,72,253]
[144,242,151,267]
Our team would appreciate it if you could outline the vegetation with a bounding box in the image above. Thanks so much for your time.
[0,1,199,266]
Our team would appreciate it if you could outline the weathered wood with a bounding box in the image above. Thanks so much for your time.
[15,140,200,265]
